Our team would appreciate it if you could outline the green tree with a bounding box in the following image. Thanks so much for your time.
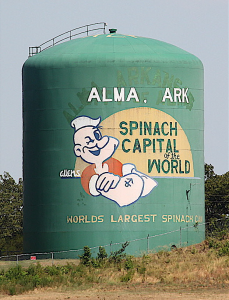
[0,172,23,255]
[205,164,229,236]
[79,246,92,266]
[205,163,215,181]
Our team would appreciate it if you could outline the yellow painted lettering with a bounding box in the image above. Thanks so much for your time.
[181,215,185,222]
[144,215,150,222]
[128,67,139,85]
[150,214,157,222]
[118,215,123,222]
[124,215,131,222]
[176,215,181,222]
[85,215,91,223]
[98,215,104,223]
[131,215,138,222]
[73,216,78,223]
[79,215,85,223]
[138,215,143,222]
[167,215,172,222]
[67,216,73,223]
[111,215,117,222]
[162,215,167,222]
[91,215,97,223]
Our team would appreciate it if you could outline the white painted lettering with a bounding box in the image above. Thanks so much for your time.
[174,88,182,102]
[162,88,173,102]
[88,87,101,102]
[162,88,189,103]
[102,87,112,102]
[126,87,140,102]
[182,88,189,103]
[60,169,80,178]
[114,87,125,101]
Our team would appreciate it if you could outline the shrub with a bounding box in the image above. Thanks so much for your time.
[124,256,134,270]
[109,242,129,263]
[79,246,92,266]
[120,270,134,282]
[218,241,229,256]
[97,246,108,260]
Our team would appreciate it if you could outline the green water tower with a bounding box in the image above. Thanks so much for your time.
[23,25,204,256]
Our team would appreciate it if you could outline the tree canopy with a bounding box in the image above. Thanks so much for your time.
[205,164,229,236]
[0,172,23,255]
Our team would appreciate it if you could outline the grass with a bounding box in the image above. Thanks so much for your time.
[0,259,79,271]
[1,239,229,295]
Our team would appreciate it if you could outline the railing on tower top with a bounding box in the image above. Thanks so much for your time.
[29,22,107,57]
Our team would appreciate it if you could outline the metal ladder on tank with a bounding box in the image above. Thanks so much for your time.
[29,22,107,57]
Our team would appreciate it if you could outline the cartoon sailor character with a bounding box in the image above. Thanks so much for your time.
[71,116,157,207]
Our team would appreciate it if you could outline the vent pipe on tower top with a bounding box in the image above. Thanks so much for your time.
[109,29,117,33]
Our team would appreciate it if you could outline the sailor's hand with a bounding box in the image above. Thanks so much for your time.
[96,172,120,192]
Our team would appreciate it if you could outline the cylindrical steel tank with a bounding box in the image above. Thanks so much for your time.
[23,30,204,256]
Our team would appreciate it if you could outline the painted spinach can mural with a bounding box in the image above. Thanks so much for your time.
[23,30,204,256]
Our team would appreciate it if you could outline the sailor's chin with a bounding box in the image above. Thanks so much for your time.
[89,148,101,156]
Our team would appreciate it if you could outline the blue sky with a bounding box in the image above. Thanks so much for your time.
[0,0,228,180]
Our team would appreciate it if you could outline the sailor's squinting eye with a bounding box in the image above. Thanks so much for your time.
[85,136,94,145]
[94,129,102,140]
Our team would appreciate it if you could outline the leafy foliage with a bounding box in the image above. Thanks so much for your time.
[207,237,229,257]
[0,172,23,254]
[79,242,129,268]
[109,242,129,263]
[205,164,229,236]
[97,246,108,261]
[79,246,92,266]
[2,238,229,295]
[0,262,89,295]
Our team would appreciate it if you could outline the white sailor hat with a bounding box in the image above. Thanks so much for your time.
[71,116,101,132]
